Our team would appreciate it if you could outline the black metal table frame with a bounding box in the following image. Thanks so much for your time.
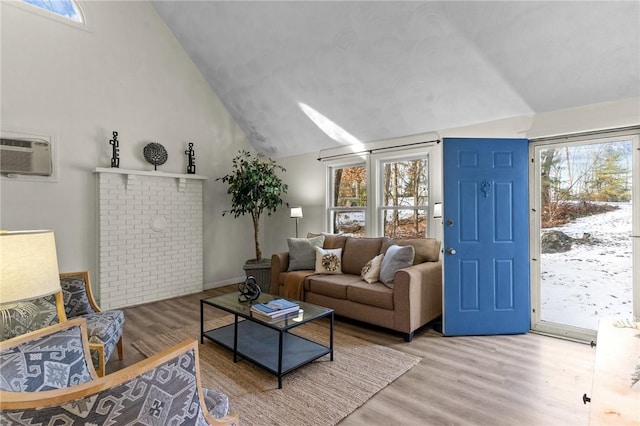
[200,297,334,389]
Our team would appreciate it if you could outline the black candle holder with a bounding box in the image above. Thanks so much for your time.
[185,142,196,174]
[109,131,120,168]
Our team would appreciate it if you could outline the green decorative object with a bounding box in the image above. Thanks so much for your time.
[217,150,287,262]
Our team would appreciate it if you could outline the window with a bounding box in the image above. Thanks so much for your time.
[20,0,83,23]
[380,157,429,238]
[323,142,435,238]
[328,163,367,236]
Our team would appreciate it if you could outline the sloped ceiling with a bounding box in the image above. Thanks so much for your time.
[152,1,640,158]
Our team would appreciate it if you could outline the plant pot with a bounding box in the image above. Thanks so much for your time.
[243,259,272,293]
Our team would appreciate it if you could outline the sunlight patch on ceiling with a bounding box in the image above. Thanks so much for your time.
[299,102,364,153]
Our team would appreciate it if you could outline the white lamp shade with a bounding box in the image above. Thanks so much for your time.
[290,207,303,218]
[0,230,61,305]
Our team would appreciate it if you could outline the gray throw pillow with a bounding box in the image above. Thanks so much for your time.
[379,244,415,287]
[287,235,325,271]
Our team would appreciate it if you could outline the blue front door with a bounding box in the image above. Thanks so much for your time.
[443,138,530,336]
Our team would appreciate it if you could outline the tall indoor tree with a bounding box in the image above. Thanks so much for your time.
[218,150,288,262]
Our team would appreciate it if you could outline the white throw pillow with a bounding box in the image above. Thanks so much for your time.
[360,254,385,283]
[315,247,343,274]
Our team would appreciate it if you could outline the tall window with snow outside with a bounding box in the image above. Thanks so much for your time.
[329,164,367,236]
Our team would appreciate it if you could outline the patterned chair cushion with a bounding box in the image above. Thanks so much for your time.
[0,296,59,342]
[60,275,96,317]
[0,324,94,392]
[81,310,124,368]
[0,349,220,425]
[204,387,230,419]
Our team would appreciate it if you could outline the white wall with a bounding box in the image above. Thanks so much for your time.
[0,1,255,296]
[262,152,326,257]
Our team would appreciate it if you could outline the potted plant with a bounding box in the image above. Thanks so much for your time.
[217,150,288,290]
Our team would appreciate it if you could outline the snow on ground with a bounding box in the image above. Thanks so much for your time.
[541,202,634,330]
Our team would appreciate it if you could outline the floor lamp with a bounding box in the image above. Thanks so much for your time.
[290,207,303,238]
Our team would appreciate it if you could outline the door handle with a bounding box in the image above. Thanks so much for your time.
[447,248,456,255]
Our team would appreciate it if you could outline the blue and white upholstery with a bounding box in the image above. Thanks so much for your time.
[0,296,60,342]
[59,271,124,376]
[0,318,97,392]
[0,339,237,426]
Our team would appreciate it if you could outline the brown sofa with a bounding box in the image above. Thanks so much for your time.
[270,235,442,341]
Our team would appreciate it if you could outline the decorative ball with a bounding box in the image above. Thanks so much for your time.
[143,142,168,169]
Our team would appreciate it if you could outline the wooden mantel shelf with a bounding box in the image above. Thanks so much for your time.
[94,167,208,191]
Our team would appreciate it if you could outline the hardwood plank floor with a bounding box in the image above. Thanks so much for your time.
[107,285,595,425]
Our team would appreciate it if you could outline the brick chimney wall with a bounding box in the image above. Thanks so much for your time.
[96,171,204,309]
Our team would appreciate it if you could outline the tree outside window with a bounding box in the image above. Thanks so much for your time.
[330,164,366,235]
[381,158,429,238]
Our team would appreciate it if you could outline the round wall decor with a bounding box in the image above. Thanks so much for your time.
[143,142,168,170]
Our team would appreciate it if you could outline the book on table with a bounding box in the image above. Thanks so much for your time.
[250,299,300,318]
[250,309,300,322]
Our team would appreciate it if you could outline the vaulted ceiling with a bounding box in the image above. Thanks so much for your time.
[152,1,640,158]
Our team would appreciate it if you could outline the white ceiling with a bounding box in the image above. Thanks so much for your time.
[152,1,640,158]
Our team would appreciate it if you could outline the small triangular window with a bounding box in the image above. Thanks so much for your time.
[20,0,83,23]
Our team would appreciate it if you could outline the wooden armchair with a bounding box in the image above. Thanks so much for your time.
[59,271,124,377]
[0,271,123,377]
[0,319,239,425]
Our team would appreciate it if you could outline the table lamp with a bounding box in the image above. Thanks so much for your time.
[0,230,63,337]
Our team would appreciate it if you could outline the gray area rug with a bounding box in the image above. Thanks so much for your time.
[132,317,420,426]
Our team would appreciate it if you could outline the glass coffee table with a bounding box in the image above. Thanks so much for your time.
[200,292,334,389]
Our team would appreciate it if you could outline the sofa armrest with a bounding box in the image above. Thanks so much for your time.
[270,252,289,293]
[392,261,443,334]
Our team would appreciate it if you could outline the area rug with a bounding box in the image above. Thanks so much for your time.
[132,317,420,426]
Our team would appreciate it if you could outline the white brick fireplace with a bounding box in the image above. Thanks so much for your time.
[95,168,207,309]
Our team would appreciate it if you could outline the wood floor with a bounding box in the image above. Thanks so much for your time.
[108,285,596,425]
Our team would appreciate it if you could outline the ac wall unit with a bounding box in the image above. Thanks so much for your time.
[0,138,52,176]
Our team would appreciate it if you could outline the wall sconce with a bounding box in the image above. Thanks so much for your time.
[433,202,443,219]
[290,207,303,238]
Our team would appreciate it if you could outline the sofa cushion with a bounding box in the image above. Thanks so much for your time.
[307,232,348,250]
[341,237,384,275]
[315,247,343,274]
[381,238,441,264]
[361,253,384,284]
[305,274,362,299]
[379,244,415,287]
[347,281,394,310]
[288,235,325,271]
